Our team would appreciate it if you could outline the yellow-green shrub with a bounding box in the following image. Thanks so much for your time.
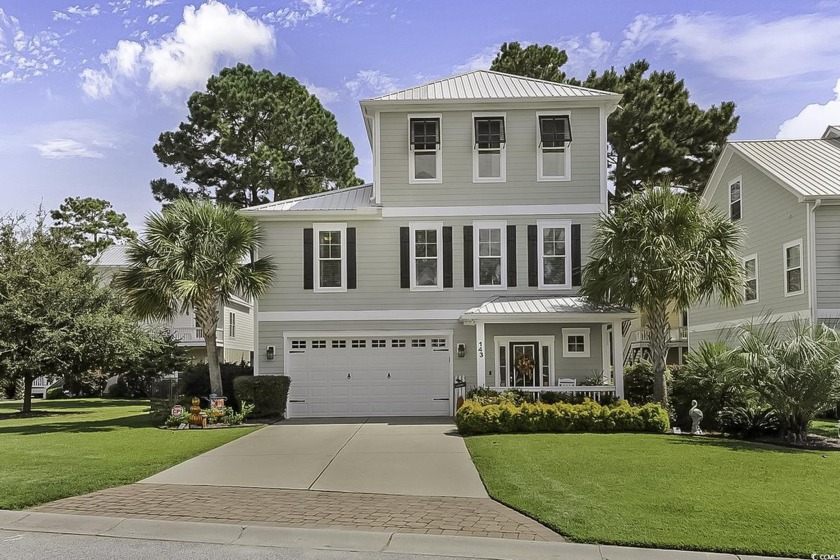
[455,399,669,435]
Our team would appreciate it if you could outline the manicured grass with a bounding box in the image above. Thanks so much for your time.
[810,418,839,438]
[466,433,840,557]
[0,399,258,510]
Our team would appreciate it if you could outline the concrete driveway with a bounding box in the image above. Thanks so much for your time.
[140,417,488,498]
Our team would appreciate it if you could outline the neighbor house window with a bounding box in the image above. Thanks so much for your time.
[537,114,572,180]
[474,221,506,289]
[410,222,443,290]
[473,114,506,181]
[743,254,758,303]
[538,220,571,289]
[408,115,441,183]
[729,178,742,221]
[228,312,235,337]
[784,240,803,295]
[562,328,590,358]
[314,223,347,292]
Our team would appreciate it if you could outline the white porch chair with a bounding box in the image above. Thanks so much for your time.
[556,378,577,388]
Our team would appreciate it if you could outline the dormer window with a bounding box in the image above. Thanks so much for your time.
[537,113,572,181]
[473,114,506,182]
[408,115,441,184]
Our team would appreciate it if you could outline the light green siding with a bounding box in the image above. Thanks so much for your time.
[815,204,840,315]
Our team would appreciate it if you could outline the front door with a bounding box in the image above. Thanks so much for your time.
[508,342,540,387]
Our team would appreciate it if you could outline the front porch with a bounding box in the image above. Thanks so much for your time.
[461,296,637,400]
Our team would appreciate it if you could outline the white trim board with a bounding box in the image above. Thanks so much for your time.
[688,309,811,333]
[381,204,604,218]
[259,309,464,322]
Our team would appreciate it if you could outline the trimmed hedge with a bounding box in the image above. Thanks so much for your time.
[233,375,291,418]
[455,399,670,435]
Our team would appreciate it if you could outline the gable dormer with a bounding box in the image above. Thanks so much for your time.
[359,70,620,210]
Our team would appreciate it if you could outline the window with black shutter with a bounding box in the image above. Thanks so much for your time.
[474,116,506,181]
[409,117,441,181]
[538,115,572,180]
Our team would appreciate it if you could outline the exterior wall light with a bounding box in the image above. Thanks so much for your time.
[457,343,466,358]
[266,345,275,360]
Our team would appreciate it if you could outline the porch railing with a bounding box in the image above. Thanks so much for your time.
[171,327,224,345]
[489,385,618,402]
[632,326,688,343]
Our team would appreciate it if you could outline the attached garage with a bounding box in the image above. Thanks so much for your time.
[284,334,452,417]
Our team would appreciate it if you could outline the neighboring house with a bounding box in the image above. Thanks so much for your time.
[91,245,254,364]
[623,306,689,366]
[245,70,636,418]
[689,125,840,346]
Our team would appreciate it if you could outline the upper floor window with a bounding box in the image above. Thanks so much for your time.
[228,312,236,337]
[474,221,506,289]
[729,178,742,221]
[473,114,506,182]
[538,220,571,289]
[410,222,443,291]
[784,240,803,296]
[743,254,758,303]
[537,114,572,181]
[409,116,441,184]
[314,223,347,293]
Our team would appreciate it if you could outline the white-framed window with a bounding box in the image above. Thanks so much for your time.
[409,221,443,291]
[351,339,366,348]
[473,113,506,182]
[783,239,803,296]
[291,340,306,350]
[228,312,235,337]
[473,220,507,289]
[729,177,742,221]
[331,339,347,349]
[313,223,347,293]
[391,339,406,348]
[411,339,426,348]
[562,328,590,358]
[371,339,386,348]
[538,220,572,290]
[536,112,572,181]
[743,254,758,303]
[408,114,442,184]
[311,340,326,349]
[431,338,446,348]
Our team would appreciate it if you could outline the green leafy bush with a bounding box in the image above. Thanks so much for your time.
[233,375,290,418]
[455,399,669,435]
[623,361,672,406]
[718,404,779,438]
[45,386,67,400]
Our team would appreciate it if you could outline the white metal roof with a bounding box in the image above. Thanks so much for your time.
[823,125,840,140]
[729,138,840,198]
[462,296,633,318]
[90,244,129,266]
[242,184,374,212]
[366,70,620,102]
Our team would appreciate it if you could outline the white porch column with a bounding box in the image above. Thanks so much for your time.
[612,320,625,399]
[601,324,611,384]
[476,321,486,387]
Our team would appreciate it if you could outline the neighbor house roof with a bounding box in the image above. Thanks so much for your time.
[363,70,621,103]
[461,296,635,323]
[89,244,129,267]
[242,184,375,213]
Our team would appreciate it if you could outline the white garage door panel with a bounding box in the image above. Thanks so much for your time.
[286,336,451,417]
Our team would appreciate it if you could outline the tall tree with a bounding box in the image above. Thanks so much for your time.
[151,63,363,208]
[490,45,739,200]
[581,186,744,404]
[117,199,275,396]
[50,197,136,259]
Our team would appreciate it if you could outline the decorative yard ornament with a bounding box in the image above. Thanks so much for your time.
[188,397,205,428]
[690,400,704,435]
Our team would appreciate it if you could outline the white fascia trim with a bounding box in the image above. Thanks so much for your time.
[562,327,591,358]
[382,204,604,218]
[407,113,443,185]
[460,312,636,324]
[599,106,607,206]
[537,219,572,291]
[409,221,444,291]
[248,208,381,221]
[688,309,811,333]
[374,111,382,203]
[783,238,805,297]
[728,175,743,221]
[283,329,453,338]
[313,222,347,293]
[742,253,758,304]
[807,201,819,323]
[472,111,506,183]
[701,147,734,207]
[535,111,571,182]
[473,220,507,290]
[259,309,464,322]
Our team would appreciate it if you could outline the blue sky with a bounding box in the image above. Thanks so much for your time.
[2,0,840,227]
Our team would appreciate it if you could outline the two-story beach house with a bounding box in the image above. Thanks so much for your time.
[246,70,635,418]
[689,125,840,345]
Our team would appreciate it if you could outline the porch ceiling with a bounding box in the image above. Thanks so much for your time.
[460,295,636,324]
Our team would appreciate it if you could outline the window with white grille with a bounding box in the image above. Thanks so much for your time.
[411,339,427,348]
[351,339,366,348]
[391,339,406,348]
[372,339,386,348]
[431,338,446,348]
[291,340,306,350]
[332,340,347,349]
[311,340,326,349]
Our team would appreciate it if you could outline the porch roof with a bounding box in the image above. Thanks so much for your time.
[460,296,636,323]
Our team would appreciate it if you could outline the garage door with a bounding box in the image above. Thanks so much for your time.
[285,335,451,417]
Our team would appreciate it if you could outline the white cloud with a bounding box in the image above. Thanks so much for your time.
[778,78,840,139]
[262,0,334,28]
[0,8,63,83]
[65,4,101,18]
[31,139,104,159]
[345,70,399,97]
[555,32,612,76]
[52,11,71,21]
[302,81,339,103]
[79,68,113,99]
[145,0,167,7]
[102,40,142,77]
[622,12,840,81]
[452,44,499,74]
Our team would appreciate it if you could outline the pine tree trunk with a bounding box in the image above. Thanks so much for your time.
[646,304,670,405]
[22,371,33,413]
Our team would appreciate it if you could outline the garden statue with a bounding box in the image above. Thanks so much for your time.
[690,400,704,435]
[188,396,205,428]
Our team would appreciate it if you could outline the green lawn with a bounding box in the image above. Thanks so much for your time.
[466,433,840,557]
[0,399,258,510]
[810,418,839,438]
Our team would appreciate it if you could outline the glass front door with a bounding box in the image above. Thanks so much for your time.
[509,342,540,387]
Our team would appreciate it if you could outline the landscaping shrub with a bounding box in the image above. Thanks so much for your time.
[455,399,669,435]
[177,361,253,410]
[45,386,67,400]
[623,361,668,406]
[538,391,620,406]
[233,375,291,418]
[718,404,779,438]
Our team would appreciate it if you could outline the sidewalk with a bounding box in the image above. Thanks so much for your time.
[0,510,798,560]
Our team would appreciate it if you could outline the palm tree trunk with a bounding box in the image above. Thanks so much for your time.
[196,300,223,396]
[22,371,33,413]
[646,304,670,405]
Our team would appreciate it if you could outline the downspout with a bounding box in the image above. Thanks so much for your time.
[808,198,822,324]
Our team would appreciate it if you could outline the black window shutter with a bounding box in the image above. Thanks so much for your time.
[399,227,410,289]
[506,225,517,287]
[571,224,582,287]
[527,225,538,287]
[347,227,357,289]
[443,226,453,288]
[463,226,474,288]
[303,228,314,290]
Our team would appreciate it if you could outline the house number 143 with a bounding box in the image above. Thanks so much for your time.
[478,342,484,358]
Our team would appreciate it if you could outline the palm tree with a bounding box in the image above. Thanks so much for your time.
[581,185,743,404]
[117,199,274,396]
